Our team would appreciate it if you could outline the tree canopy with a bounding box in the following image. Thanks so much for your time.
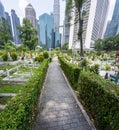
[0,18,12,45]
[66,0,86,56]
[18,18,38,50]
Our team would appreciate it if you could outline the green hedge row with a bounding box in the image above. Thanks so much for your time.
[58,56,81,89]
[79,71,119,130]
[0,60,48,130]
[59,57,119,130]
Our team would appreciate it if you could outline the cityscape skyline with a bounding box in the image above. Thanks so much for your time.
[2,0,65,26]
[1,0,116,25]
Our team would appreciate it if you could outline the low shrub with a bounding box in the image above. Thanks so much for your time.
[43,51,49,59]
[0,60,48,130]
[78,71,119,130]
[11,52,18,61]
[2,53,8,61]
[58,56,81,89]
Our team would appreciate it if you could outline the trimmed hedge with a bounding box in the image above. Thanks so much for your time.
[0,60,48,130]
[59,57,119,130]
[58,56,81,89]
[78,71,119,130]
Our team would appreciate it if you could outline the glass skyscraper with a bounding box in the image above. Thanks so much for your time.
[104,0,119,38]
[53,0,60,32]
[11,9,21,44]
[39,13,54,49]
[0,1,5,19]
[5,12,12,38]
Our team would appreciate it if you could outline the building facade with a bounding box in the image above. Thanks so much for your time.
[53,0,60,32]
[25,3,37,29]
[69,0,109,49]
[104,0,119,38]
[0,0,5,20]
[5,12,12,37]
[11,9,21,44]
[39,13,54,49]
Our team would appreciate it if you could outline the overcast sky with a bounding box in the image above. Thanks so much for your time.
[2,0,65,25]
[1,0,116,24]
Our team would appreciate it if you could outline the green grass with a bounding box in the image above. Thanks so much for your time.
[18,65,37,73]
[0,85,22,93]
[0,96,12,105]
[0,64,16,71]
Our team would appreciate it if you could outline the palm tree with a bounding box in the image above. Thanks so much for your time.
[66,0,86,57]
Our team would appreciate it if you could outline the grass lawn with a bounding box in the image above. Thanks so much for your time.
[0,64,16,71]
[0,85,22,93]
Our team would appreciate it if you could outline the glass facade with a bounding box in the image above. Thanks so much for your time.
[11,9,21,44]
[104,0,119,38]
[5,12,13,38]
[0,1,5,19]
[39,13,54,49]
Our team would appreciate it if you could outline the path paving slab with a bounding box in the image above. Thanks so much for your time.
[31,57,94,130]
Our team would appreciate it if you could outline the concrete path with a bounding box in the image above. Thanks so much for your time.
[31,57,94,130]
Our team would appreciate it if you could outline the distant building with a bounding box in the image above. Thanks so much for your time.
[0,0,5,20]
[11,9,21,44]
[39,13,54,49]
[5,12,12,37]
[53,0,60,32]
[104,0,119,38]
[25,3,37,29]
[69,0,109,49]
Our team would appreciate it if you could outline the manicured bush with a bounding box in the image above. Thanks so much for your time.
[59,56,81,89]
[0,60,48,130]
[2,53,8,61]
[11,52,18,61]
[43,51,49,59]
[34,54,44,62]
[78,71,119,130]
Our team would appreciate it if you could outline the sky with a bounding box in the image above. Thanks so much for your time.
[2,0,66,25]
[1,0,116,25]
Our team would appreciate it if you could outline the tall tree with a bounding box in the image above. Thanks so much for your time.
[66,0,86,57]
[18,18,38,50]
[0,18,12,45]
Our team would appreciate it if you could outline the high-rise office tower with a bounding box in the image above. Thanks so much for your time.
[25,3,37,29]
[5,12,12,37]
[53,0,60,32]
[0,0,5,20]
[39,13,54,49]
[69,0,109,49]
[11,9,21,44]
[104,0,119,38]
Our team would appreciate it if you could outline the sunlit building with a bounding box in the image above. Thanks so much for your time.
[69,0,109,49]
[11,9,21,44]
[25,3,37,29]
[104,0,119,38]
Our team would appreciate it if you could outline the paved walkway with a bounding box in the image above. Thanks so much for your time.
[31,57,94,130]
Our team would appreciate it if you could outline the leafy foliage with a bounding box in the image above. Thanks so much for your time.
[79,71,119,130]
[0,60,48,130]
[11,52,18,61]
[0,18,12,45]
[18,18,38,50]
[2,53,8,61]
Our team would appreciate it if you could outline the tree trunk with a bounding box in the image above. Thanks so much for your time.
[78,9,84,57]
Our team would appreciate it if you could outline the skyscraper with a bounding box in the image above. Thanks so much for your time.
[69,0,109,49]
[104,0,119,38]
[53,0,60,32]
[25,3,37,29]
[11,9,21,44]
[39,13,54,49]
[0,0,5,20]
[5,12,12,37]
